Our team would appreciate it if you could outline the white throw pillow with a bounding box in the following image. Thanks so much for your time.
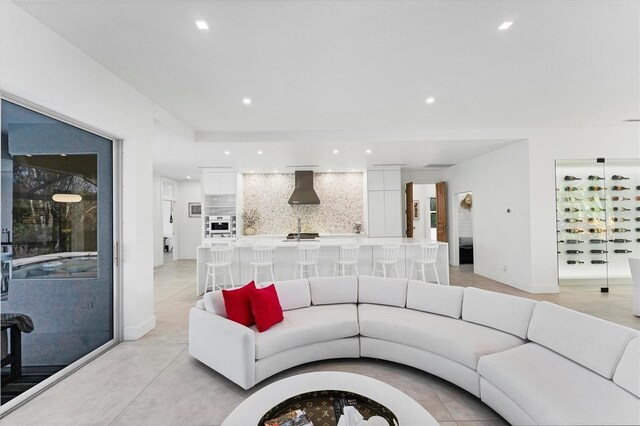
[613,337,640,398]
[358,275,408,307]
[259,279,311,311]
[203,291,227,317]
[462,287,537,339]
[406,280,463,318]
[309,276,358,305]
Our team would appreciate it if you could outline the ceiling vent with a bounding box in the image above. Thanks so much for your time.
[424,164,455,168]
[622,119,640,122]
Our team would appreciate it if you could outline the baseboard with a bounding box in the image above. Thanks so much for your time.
[123,315,156,340]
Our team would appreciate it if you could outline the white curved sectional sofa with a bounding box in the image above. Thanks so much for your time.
[189,275,640,425]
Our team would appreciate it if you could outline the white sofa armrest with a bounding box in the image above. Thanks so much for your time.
[188,307,255,389]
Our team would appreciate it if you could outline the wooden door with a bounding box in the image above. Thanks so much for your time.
[436,181,447,242]
[405,182,413,238]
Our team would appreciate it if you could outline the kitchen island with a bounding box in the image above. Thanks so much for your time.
[195,236,449,295]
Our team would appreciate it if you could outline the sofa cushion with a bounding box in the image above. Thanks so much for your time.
[358,304,524,370]
[222,281,256,326]
[527,301,637,379]
[478,343,640,425]
[358,275,407,307]
[309,276,358,305]
[462,287,536,339]
[253,304,359,360]
[196,299,205,310]
[203,291,227,317]
[250,284,284,332]
[406,280,463,318]
[259,279,311,311]
[613,337,640,398]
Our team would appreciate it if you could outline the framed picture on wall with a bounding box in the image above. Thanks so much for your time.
[188,202,201,218]
[413,200,420,220]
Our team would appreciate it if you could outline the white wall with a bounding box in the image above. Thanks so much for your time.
[457,192,473,239]
[1,2,194,339]
[176,180,202,259]
[152,174,164,267]
[444,140,533,291]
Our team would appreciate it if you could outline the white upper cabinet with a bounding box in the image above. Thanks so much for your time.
[367,170,384,191]
[219,172,237,194]
[202,171,237,195]
[383,170,401,190]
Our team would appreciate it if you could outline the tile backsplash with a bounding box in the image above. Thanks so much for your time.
[242,172,364,235]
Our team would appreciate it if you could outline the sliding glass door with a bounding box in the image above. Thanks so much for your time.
[1,99,117,406]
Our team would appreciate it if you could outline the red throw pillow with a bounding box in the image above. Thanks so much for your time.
[250,284,284,332]
[222,281,256,326]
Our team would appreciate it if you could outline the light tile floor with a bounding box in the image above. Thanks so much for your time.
[2,260,637,425]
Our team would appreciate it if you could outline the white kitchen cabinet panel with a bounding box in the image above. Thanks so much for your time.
[384,190,402,236]
[367,171,384,191]
[219,172,237,194]
[383,170,401,190]
[367,191,385,237]
[202,172,220,194]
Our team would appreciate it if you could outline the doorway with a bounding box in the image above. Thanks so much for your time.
[0,99,119,408]
[161,179,177,263]
[406,184,437,240]
[456,192,474,268]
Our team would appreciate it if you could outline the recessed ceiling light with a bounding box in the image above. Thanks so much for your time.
[249,170,254,173]
[425,97,435,104]
[224,151,230,155]
[60,154,67,157]
[26,154,32,157]
[257,150,263,155]
[333,149,339,154]
[274,170,278,173]
[498,21,513,30]
[328,169,332,172]
[365,149,372,154]
[242,98,252,105]
[186,176,191,179]
[196,20,209,30]
[351,169,356,172]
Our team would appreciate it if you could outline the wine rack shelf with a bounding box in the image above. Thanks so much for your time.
[555,158,640,288]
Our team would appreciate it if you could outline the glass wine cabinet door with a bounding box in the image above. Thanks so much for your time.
[555,158,640,290]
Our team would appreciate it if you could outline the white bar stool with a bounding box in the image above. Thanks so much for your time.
[373,245,400,278]
[333,245,360,276]
[295,244,320,279]
[409,243,441,284]
[204,246,235,294]
[251,246,276,283]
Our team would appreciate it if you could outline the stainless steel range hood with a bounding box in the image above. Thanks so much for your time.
[288,171,320,204]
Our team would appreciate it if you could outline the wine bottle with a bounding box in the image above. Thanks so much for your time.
[567,260,584,265]
[613,207,630,212]
[611,228,631,233]
[564,208,581,212]
[636,217,640,220]
[565,218,583,223]
[636,196,640,201]
[587,175,604,180]
[589,228,606,233]
[612,218,630,222]
[565,186,580,191]
[564,197,583,202]
[611,175,629,180]
[636,228,640,232]
[590,239,607,243]
[561,239,584,244]
[611,186,629,190]
[591,260,608,264]
[587,218,604,223]
[614,249,633,254]
[590,249,608,254]
[637,186,640,190]
[566,228,584,234]
[588,186,606,191]
[609,239,631,243]
[587,196,606,201]
[564,175,582,181]
[612,196,630,201]
[590,207,604,212]
[566,250,584,254]
[635,207,640,211]
[637,239,640,243]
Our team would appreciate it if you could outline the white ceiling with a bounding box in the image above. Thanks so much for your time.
[14,1,640,178]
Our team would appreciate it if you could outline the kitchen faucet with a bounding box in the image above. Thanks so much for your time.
[297,218,302,242]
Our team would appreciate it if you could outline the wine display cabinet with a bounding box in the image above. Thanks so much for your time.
[555,158,640,290]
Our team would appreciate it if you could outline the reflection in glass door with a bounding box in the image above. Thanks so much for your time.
[1,99,116,406]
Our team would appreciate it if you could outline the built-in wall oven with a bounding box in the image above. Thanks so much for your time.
[206,215,236,238]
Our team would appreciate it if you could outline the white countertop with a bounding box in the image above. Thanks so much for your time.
[199,236,447,248]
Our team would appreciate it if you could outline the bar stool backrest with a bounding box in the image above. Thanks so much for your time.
[298,244,320,264]
[253,246,276,264]
[381,245,400,263]
[339,245,360,264]
[210,246,234,265]
[419,244,439,263]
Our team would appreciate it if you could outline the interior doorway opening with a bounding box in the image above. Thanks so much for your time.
[456,192,474,268]
[160,180,177,263]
